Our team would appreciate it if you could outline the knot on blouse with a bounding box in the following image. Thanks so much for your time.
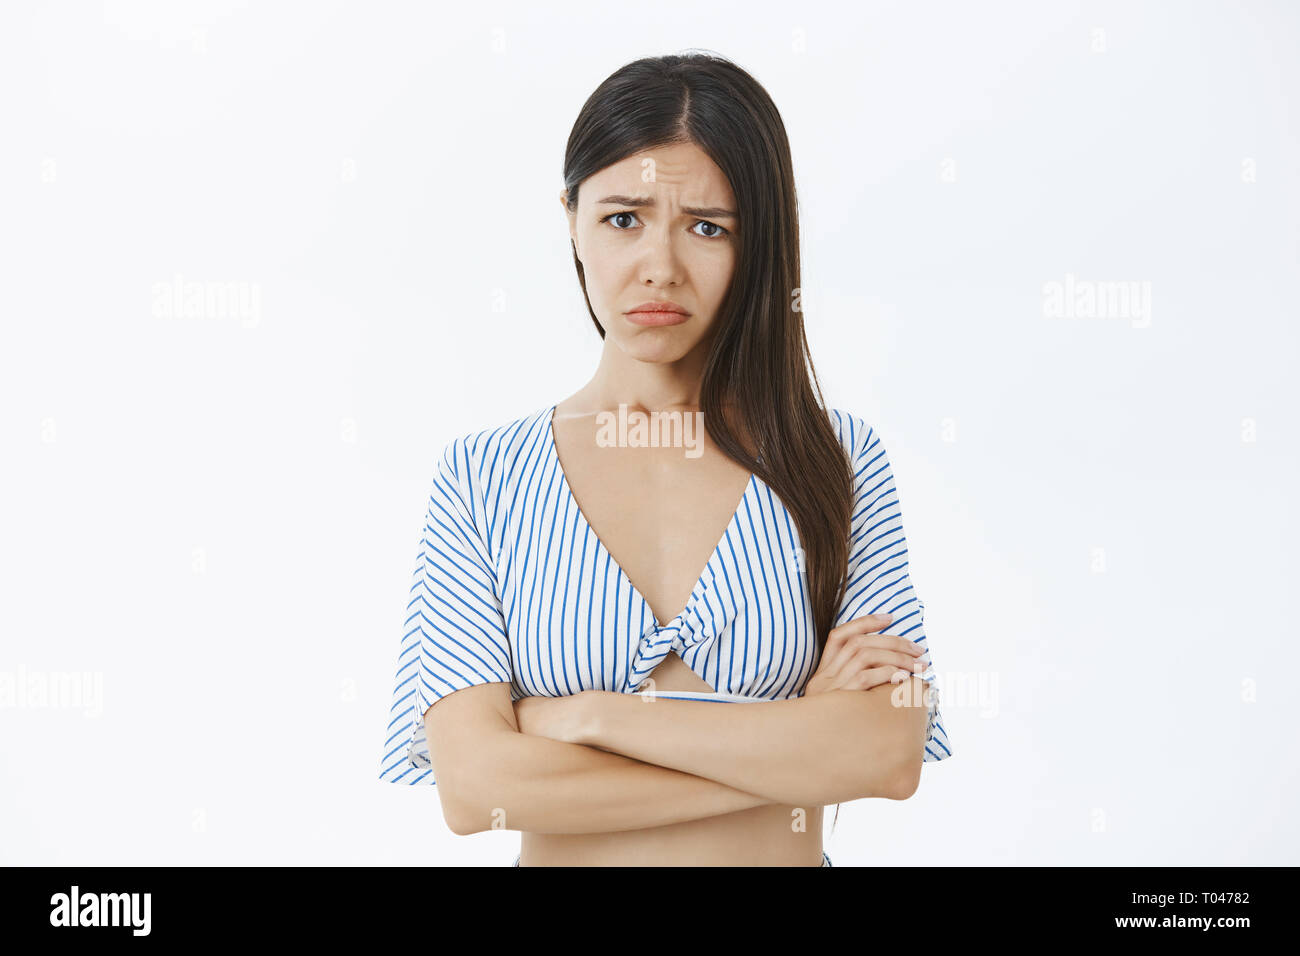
[625,586,729,692]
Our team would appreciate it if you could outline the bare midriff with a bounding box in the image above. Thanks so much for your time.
[518,652,825,866]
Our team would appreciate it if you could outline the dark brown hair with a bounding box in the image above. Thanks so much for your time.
[562,52,857,830]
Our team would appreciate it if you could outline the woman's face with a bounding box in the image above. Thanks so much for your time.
[562,141,739,364]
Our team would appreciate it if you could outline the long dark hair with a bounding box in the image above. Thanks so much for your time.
[562,51,856,829]
[562,51,853,651]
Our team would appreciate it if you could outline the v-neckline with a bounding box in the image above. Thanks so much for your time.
[543,403,757,630]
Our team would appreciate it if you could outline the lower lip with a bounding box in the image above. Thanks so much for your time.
[625,310,690,327]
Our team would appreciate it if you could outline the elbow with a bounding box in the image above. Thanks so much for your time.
[886,753,923,800]
[848,679,930,801]
[439,759,505,835]
[444,805,481,836]
[435,747,502,835]
[443,782,504,835]
[849,752,920,802]
[418,686,520,837]
[884,707,931,800]
[436,774,482,835]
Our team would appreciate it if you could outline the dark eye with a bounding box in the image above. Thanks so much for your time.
[600,211,639,229]
[598,212,730,239]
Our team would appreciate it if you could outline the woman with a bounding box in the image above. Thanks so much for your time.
[379,51,951,866]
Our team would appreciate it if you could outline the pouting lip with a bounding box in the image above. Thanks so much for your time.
[625,300,689,315]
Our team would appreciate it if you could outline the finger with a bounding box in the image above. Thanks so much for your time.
[854,665,911,690]
[888,669,927,687]
[818,616,914,684]
[845,631,925,659]
[830,613,894,643]
[844,644,928,676]
[822,643,911,687]
[896,636,926,657]
[822,639,883,683]
[893,638,929,666]
[867,633,927,658]
[822,615,891,670]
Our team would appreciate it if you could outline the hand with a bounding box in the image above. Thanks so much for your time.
[512,692,589,744]
[803,612,929,695]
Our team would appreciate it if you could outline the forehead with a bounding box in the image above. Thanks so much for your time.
[583,142,734,204]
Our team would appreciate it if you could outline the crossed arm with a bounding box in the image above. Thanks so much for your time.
[427,678,931,836]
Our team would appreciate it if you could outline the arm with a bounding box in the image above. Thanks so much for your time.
[575,677,934,806]
[425,683,776,836]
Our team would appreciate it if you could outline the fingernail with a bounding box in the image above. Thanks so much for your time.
[877,612,893,621]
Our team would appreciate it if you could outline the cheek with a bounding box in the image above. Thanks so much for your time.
[699,249,736,297]
[578,235,623,282]
[580,247,618,300]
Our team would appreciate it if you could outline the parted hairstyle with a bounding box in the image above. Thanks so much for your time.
[561,51,856,659]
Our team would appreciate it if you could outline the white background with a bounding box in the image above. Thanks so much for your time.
[2,0,1296,866]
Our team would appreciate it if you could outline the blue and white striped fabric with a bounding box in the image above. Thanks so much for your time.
[379,404,951,786]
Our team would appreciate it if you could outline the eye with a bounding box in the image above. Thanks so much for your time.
[692,220,729,239]
[600,211,639,230]
[598,211,731,240]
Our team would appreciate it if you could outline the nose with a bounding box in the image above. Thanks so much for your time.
[638,225,685,287]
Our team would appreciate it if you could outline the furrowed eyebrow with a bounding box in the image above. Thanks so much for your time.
[594,195,737,220]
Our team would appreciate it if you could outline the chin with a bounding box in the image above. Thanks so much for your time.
[613,332,700,363]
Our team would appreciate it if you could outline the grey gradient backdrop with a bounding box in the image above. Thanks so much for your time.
[2,0,1296,865]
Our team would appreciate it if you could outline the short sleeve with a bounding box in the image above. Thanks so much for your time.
[378,434,514,785]
[831,411,952,763]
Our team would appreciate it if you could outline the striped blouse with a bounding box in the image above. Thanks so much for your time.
[379,404,952,785]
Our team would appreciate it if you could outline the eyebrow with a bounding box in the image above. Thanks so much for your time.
[595,194,737,220]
